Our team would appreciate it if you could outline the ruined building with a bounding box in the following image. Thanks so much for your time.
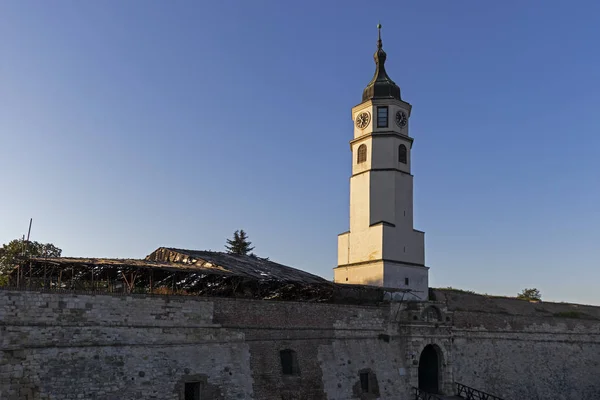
[1,26,600,400]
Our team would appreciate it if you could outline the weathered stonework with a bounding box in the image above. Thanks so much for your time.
[434,289,600,399]
[0,289,599,399]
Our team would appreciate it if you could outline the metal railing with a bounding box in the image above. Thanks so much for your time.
[412,387,445,400]
[455,382,504,400]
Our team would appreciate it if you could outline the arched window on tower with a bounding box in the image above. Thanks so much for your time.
[357,144,367,164]
[399,144,407,164]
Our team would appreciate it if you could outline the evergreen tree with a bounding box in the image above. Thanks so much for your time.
[225,230,254,255]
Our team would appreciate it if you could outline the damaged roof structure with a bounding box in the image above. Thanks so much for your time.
[8,247,397,304]
[146,247,326,283]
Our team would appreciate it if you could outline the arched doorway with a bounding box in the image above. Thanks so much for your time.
[418,344,440,394]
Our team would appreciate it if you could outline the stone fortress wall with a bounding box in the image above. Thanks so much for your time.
[434,289,600,400]
[0,288,599,399]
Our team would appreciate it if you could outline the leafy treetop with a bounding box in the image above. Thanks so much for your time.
[0,239,62,275]
[517,288,542,301]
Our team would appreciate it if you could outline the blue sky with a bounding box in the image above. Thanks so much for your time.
[1,1,599,305]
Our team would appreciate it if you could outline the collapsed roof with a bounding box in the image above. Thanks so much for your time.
[145,247,327,283]
[9,247,389,304]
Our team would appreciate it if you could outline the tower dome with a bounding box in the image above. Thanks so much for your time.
[362,24,402,102]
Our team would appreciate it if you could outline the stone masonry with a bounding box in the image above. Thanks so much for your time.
[0,289,599,399]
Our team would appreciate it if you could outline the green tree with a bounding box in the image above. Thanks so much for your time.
[517,288,541,301]
[0,239,62,276]
[225,230,254,255]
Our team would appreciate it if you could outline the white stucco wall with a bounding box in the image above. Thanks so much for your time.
[348,224,384,264]
[349,172,370,232]
[337,232,349,266]
[333,261,384,286]
[345,162,425,267]
[393,173,414,228]
[337,96,426,295]
[382,226,425,266]
[380,172,425,266]
[383,262,429,300]
[370,135,411,173]
[369,171,396,226]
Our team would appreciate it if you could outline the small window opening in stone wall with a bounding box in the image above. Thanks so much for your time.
[185,382,200,400]
[360,372,370,392]
[357,144,367,164]
[280,349,300,375]
[358,369,380,396]
[405,277,409,285]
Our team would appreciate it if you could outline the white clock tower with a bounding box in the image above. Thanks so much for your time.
[334,25,428,300]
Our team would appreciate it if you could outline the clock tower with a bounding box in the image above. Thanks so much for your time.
[334,25,428,300]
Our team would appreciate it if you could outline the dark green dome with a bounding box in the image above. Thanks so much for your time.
[362,25,401,102]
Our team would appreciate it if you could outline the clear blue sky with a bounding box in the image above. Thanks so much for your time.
[1,1,599,305]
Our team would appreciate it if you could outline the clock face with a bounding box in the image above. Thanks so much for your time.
[395,110,408,128]
[355,112,371,130]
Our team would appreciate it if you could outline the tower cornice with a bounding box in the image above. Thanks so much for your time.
[349,131,414,150]
[351,168,413,178]
[334,260,429,270]
[352,98,412,117]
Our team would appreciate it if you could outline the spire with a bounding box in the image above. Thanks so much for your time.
[362,23,401,102]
